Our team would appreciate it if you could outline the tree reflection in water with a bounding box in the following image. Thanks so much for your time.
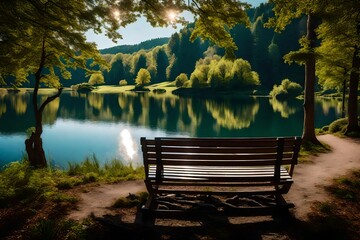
[269,98,298,118]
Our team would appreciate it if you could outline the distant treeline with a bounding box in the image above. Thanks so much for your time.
[15,3,306,89]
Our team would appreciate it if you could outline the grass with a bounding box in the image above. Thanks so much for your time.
[0,156,144,207]
[304,169,360,240]
[317,117,360,138]
[298,140,331,162]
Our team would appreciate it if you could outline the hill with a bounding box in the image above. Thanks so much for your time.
[99,37,169,55]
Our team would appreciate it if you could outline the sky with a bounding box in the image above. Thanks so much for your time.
[86,1,266,50]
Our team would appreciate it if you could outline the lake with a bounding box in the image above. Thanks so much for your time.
[0,90,343,168]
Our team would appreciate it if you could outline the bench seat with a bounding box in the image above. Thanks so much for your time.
[140,137,301,221]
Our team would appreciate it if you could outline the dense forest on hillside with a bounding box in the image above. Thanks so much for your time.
[8,3,307,90]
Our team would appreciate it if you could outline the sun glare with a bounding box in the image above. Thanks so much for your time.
[166,10,178,23]
[119,129,136,161]
[112,9,121,20]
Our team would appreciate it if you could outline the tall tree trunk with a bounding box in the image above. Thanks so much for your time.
[346,45,360,133]
[25,37,63,168]
[341,77,346,118]
[302,14,321,144]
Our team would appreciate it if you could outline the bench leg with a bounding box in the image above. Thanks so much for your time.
[141,192,157,224]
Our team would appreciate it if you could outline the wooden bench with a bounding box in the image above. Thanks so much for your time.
[140,137,301,220]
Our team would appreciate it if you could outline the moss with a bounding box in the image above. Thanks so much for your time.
[328,118,348,133]
[299,141,331,162]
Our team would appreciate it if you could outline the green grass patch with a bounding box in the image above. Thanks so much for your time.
[67,155,144,183]
[298,141,331,162]
[0,156,144,207]
[319,118,360,138]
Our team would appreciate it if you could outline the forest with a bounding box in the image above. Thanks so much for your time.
[5,3,306,92]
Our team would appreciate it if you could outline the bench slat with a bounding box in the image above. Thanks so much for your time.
[145,146,296,154]
[146,152,293,161]
[143,137,298,148]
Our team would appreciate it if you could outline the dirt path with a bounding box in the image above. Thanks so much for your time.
[67,180,145,220]
[67,135,360,221]
[287,134,360,220]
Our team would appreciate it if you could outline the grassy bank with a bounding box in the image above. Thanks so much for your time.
[0,156,144,208]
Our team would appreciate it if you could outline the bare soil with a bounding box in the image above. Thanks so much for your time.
[286,134,360,220]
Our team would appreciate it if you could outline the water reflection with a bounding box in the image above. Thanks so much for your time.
[0,91,345,167]
[119,129,137,162]
[10,93,28,115]
[206,99,259,131]
[317,98,343,116]
[269,98,298,118]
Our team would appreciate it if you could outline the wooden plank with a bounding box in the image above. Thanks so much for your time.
[275,138,284,186]
[146,181,292,187]
[148,166,290,174]
[149,175,277,182]
[151,139,278,148]
[147,158,294,166]
[145,145,296,154]
[149,159,282,166]
[146,152,293,160]
[140,137,150,178]
[155,189,279,196]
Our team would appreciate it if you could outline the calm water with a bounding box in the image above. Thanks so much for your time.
[0,90,343,168]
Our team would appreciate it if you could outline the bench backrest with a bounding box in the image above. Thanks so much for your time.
[141,137,301,184]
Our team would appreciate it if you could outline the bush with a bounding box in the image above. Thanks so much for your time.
[71,83,94,92]
[88,72,104,86]
[175,73,189,87]
[119,79,128,86]
[270,79,303,100]
[328,118,348,133]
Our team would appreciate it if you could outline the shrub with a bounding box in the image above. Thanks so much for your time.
[135,68,151,86]
[88,72,104,86]
[328,118,348,133]
[119,79,128,86]
[71,83,94,92]
[175,73,189,87]
[270,79,303,100]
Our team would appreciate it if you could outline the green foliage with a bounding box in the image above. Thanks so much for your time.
[190,1,251,58]
[270,79,303,99]
[70,83,94,92]
[119,79,128,86]
[175,73,189,87]
[0,157,144,207]
[135,68,151,86]
[0,0,122,87]
[328,118,348,134]
[67,156,144,183]
[88,72,105,86]
[190,57,260,90]
[299,141,331,162]
[0,160,71,207]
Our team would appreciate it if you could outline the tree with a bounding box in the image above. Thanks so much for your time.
[88,72,105,86]
[266,0,326,144]
[0,0,130,167]
[0,0,252,168]
[316,0,360,133]
[135,68,151,86]
[175,73,189,87]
